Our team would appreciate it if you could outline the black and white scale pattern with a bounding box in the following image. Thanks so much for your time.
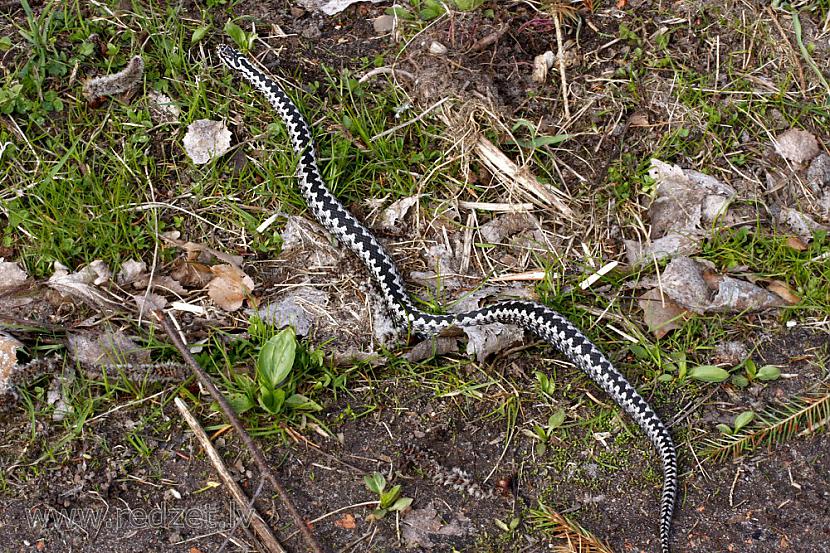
[217,45,678,553]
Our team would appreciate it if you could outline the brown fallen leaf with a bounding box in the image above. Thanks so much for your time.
[785,236,808,251]
[207,264,256,311]
[334,513,356,529]
[638,288,688,338]
[767,280,800,305]
[629,112,649,127]
[171,259,214,288]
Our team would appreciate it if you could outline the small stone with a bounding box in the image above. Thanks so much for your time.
[373,14,394,34]
[429,41,448,55]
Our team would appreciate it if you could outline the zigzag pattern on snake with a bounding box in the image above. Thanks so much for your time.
[217,45,677,553]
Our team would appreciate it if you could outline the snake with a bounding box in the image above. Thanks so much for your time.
[217,45,677,553]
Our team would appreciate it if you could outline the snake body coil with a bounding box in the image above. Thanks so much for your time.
[217,45,677,553]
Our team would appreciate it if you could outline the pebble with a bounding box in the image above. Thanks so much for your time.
[373,14,394,34]
[429,41,448,55]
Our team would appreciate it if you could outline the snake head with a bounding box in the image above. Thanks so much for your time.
[216,44,245,70]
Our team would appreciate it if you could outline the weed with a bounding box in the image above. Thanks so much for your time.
[700,385,830,461]
[363,471,412,521]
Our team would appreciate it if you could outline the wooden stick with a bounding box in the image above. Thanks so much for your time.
[152,310,327,553]
[174,397,286,553]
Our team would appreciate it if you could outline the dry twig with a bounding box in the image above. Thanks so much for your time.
[174,397,286,553]
[152,310,327,553]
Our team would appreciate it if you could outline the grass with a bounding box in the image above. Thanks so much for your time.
[2,0,830,550]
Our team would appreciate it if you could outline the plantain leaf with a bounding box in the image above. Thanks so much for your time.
[734,410,755,432]
[364,472,386,495]
[257,327,296,389]
[689,365,730,383]
[757,365,781,381]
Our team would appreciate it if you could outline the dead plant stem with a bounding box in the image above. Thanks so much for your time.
[153,310,327,553]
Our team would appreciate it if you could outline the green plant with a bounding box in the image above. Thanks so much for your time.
[716,410,754,436]
[224,20,256,52]
[535,370,556,397]
[731,359,781,388]
[509,118,571,154]
[530,504,614,553]
[522,409,566,455]
[225,327,322,417]
[653,351,730,384]
[700,385,830,461]
[493,516,521,534]
[363,472,412,520]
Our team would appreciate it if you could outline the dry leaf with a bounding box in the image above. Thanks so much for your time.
[377,195,421,230]
[629,112,649,127]
[147,90,180,124]
[767,280,800,305]
[0,261,28,292]
[479,212,539,244]
[207,264,255,311]
[532,51,555,83]
[638,289,688,338]
[661,256,786,313]
[48,261,114,307]
[406,336,460,363]
[774,128,820,164]
[67,330,152,367]
[463,323,523,362]
[297,0,385,16]
[785,236,808,251]
[117,259,147,286]
[133,292,168,315]
[171,259,214,288]
[183,119,232,165]
[334,513,356,529]
[0,333,23,393]
[778,207,828,242]
[401,502,469,548]
[250,288,329,336]
[711,341,749,365]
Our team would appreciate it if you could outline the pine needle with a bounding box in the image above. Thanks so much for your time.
[531,505,615,553]
[699,384,830,462]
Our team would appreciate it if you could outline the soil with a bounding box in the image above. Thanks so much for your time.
[2,2,829,553]
[1,330,827,552]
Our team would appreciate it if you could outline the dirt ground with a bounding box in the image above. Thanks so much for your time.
[2,1,829,553]
[1,330,828,552]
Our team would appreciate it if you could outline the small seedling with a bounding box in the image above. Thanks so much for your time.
[655,351,730,383]
[522,408,566,455]
[535,371,556,397]
[224,20,257,52]
[687,364,730,383]
[716,410,755,436]
[494,516,521,533]
[364,472,412,520]
[731,359,781,388]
